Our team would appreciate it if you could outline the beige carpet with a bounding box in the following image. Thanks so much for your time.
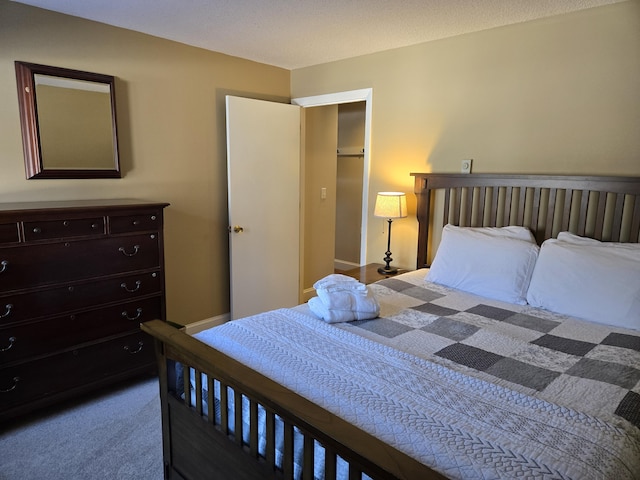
[0,377,163,480]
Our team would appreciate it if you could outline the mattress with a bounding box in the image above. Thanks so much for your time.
[193,270,640,479]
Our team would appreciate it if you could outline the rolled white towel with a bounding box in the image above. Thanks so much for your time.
[308,289,380,324]
[313,273,367,294]
[308,297,354,323]
[315,288,369,311]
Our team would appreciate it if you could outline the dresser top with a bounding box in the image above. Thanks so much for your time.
[0,199,169,215]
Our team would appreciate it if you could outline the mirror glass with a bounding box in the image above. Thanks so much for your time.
[15,61,121,179]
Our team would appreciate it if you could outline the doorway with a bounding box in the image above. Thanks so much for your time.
[292,89,372,300]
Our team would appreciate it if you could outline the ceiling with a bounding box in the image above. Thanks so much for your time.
[12,0,625,70]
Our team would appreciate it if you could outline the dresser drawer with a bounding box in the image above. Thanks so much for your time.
[110,212,162,234]
[0,297,161,364]
[0,330,154,412]
[0,234,159,291]
[0,271,162,325]
[0,224,19,245]
[23,217,105,241]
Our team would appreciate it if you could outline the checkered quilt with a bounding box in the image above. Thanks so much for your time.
[195,270,640,479]
[348,270,640,432]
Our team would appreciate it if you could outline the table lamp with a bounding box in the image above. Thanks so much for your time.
[373,192,407,274]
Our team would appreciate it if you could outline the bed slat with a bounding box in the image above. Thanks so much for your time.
[477,186,487,226]
[463,187,473,226]
[349,465,362,480]
[183,367,191,408]
[265,409,276,468]
[516,186,526,225]
[612,193,625,241]
[325,447,337,480]
[545,188,558,239]
[207,376,215,424]
[561,189,572,233]
[442,187,451,227]
[489,186,499,226]
[220,381,229,435]
[530,187,542,242]
[632,195,640,242]
[250,399,259,458]
[283,422,294,479]
[595,191,607,240]
[234,390,243,446]
[303,436,314,479]
[195,368,203,415]
[577,189,589,236]
[503,186,513,226]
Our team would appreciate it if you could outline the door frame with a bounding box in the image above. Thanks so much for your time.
[292,88,372,267]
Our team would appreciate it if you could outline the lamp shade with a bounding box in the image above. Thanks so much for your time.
[374,192,407,219]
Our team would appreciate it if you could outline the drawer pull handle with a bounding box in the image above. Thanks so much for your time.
[118,245,140,257]
[91,223,100,229]
[124,341,144,355]
[63,221,69,226]
[0,376,19,393]
[0,260,7,273]
[0,336,16,352]
[122,308,143,321]
[32,227,41,234]
[0,304,12,319]
[132,220,140,226]
[121,280,142,293]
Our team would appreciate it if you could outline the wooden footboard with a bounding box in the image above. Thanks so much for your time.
[141,319,445,480]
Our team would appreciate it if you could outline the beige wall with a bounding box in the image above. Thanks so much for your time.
[292,1,640,270]
[0,0,290,324]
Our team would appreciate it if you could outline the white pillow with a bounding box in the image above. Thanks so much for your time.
[557,231,640,249]
[427,225,539,305]
[454,224,537,243]
[526,235,640,330]
[556,231,600,244]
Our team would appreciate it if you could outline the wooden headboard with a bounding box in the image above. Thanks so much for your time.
[411,173,640,269]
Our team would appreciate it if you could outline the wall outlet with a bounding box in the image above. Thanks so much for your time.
[461,159,472,174]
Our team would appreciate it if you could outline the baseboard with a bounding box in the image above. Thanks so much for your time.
[334,259,360,271]
[183,313,230,334]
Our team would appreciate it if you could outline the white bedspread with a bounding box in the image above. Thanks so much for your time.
[195,272,640,480]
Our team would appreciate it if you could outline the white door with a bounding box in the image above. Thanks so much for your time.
[226,96,301,319]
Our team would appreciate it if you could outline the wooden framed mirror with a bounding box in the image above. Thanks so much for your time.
[15,61,121,179]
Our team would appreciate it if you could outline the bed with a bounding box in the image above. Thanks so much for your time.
[142,173,640,480]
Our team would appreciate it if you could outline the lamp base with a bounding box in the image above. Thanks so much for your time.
[377,265,398,275]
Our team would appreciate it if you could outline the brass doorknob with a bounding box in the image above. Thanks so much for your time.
[230,225,244,233]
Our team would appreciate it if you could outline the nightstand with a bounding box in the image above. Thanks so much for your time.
[341,263,409,285]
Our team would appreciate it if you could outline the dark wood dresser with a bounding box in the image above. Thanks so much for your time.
[0,199,169,421]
